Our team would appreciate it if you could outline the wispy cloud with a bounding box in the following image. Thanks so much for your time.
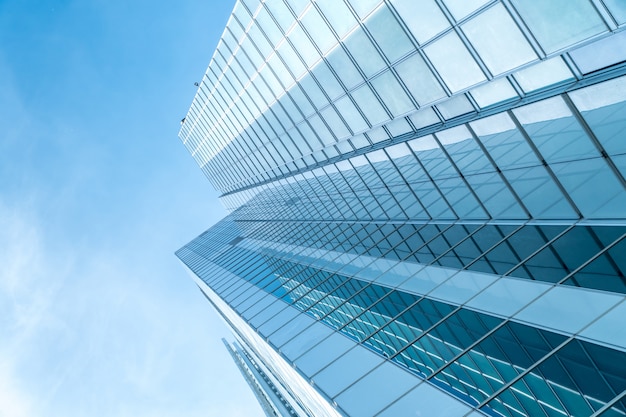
[0,200,262,417]
[0,0,263,413]
[0,203,58,417]
[0,367,33,417]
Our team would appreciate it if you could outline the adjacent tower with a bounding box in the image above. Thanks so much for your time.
[177,0,626,415]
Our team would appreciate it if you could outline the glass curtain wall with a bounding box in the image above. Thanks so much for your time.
[177,0,626,416]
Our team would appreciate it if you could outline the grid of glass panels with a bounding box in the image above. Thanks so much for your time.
[219,74,626,223]
[177,1,626,416]
[179,0,626,196]
[176,217,626,417]
[230,220,626,294]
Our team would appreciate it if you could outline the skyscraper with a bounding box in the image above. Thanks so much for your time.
[222,337,305,416]
[176,1,626,416]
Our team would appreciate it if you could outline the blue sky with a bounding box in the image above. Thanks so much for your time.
[0,0,263,415]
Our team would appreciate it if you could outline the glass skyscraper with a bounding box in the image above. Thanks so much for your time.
[222,337,306,416]
[176,0,626,415]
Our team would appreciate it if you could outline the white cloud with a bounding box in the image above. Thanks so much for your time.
[0,203,51,417]
[0,366,33,417]
[0,0,263,414]
[0,200,263,417]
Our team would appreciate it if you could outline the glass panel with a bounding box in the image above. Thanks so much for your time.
[563,236,626,294]
[428,269,498,305]
[515,284,622,334]
[390,153,454,219]
[300,5,337,54]
[264,0,295,33]
[408,135,456,178]
[248,22,273,57]
[470,225,565,276]
[463,4,537,75]
[466,172,527,219]
[367,297,455,360]
[308,114,334,145]
[347,0,382,19]
[320,107,350,140]
[285,0,309,17]
[343,27,387,77]
[400,308,502,377]
[271,312,317,347]
[241,37,264,71]
[369,290,419,319]
[513,57,574,93]
[580,300,626,350]
[370,70,415,116]
[260,65,283,98]
[280,94,303,125]
[241,0,260,14]
[424,31,486,93]
[266,56,291,91]
[385,118,413,136]
[436,176,488,219]
[365,2,419,64]
[242,294,275,319]
[289,85,315,117]
[510,0,607,53]
[604,0,626,24]
[471,113,538,170]
[299,75,328,110]
[312,346,383,397]
[436,321,566,409]
[448,224,518,269]
[569,75,626,156]
[502,166,578,219]
[394,53,447,106]
[367,126,390,145]
[326,44,364,90]
[350,84,390,126]
[280,323,333,360]
[435,224,481,268]
[488,339,626,417]
[315,0,358,40]
[256,6,284,47]
[436,125,490,175]
[597,398,626,417]
[335,362,419,416]
[409,107,442,129]
[312,60,344,100]
[380,382,472,416]
[509,225,622,284]
[436,94,475,119]
[256,302,298,335]
[390,0,450,44]
[287,24,321,68]
[551,158,626,219]
[334,95,369,133]
[513,96,600,164]
[467,277,550,317]
[295,332,356,376]
[469,77,518,108]
[441,0,490,21]
[569,30,626,74]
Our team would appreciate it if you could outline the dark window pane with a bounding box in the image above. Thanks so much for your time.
[488,339,626,416]
[564,236,626,294]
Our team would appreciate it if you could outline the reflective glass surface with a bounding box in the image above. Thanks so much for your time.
[510,0,607,53]
[178,1,626,415]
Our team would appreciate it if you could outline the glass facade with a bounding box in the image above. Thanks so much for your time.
[223,338,306,417]
[177,1,626,416]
